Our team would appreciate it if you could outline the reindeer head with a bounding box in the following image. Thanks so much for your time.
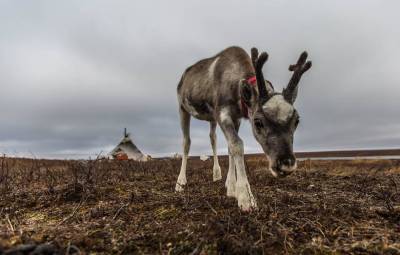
[240,48,311,178]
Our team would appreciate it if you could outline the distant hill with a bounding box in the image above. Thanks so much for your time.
[182,149,400,160]
[248,149,400,159]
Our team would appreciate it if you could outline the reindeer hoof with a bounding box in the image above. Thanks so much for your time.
[240,205,258,212]
[236,184,258,211]
[175,175,187,192]
[175,177,186,192]
[175,183,185,192]
[238,198,258,212]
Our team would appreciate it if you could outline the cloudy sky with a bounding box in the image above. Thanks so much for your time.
[1,0,399,158]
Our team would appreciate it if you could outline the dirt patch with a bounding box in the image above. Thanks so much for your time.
[0,157,400,254]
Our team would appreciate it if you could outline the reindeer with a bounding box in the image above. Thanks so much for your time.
[175,46,311,211]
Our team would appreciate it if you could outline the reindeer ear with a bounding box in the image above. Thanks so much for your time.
[265,80,274,96]
[239,79,255,107]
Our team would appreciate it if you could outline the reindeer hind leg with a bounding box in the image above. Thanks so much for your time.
[175,106,191,192]
[210,121,222,182]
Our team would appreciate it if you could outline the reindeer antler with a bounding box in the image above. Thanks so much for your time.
[251,47,259,67]
[283,51,312,104]
[251,47,273,103]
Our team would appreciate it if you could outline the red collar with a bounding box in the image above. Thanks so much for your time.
[241,76,257,119]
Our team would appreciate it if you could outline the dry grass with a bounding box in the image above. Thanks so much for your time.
[0,156,400,254]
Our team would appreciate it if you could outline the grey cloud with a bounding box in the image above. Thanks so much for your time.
[0,0,399,158]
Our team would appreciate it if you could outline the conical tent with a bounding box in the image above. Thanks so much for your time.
[109,129,148,161]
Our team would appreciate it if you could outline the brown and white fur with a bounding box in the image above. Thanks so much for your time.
[175,46,311,211]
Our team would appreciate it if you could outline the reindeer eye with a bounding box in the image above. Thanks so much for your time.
[254,119,264,130]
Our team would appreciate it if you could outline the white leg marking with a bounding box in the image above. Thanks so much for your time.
[231,142,257,211]
[210,122,222,182]
[175,154,188,192]
[225,153,236,197]
[175,108,190,192]
[213,157,222,182]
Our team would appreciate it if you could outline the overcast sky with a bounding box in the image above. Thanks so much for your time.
[1,0,399,159]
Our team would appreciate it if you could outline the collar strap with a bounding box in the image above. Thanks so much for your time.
[247,76,257,85]
[241,76,257,119]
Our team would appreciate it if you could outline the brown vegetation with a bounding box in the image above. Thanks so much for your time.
[0,156,400,254]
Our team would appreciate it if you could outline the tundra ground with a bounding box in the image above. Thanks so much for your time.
[0,157,400,254]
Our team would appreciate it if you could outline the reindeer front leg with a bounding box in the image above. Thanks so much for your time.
[219,108,257,211]
[225,119,240,198]
[225,150,236,198]
[175,106,191,192]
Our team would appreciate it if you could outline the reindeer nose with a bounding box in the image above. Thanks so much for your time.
[278,155,296,168]
[282,158,294,167]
